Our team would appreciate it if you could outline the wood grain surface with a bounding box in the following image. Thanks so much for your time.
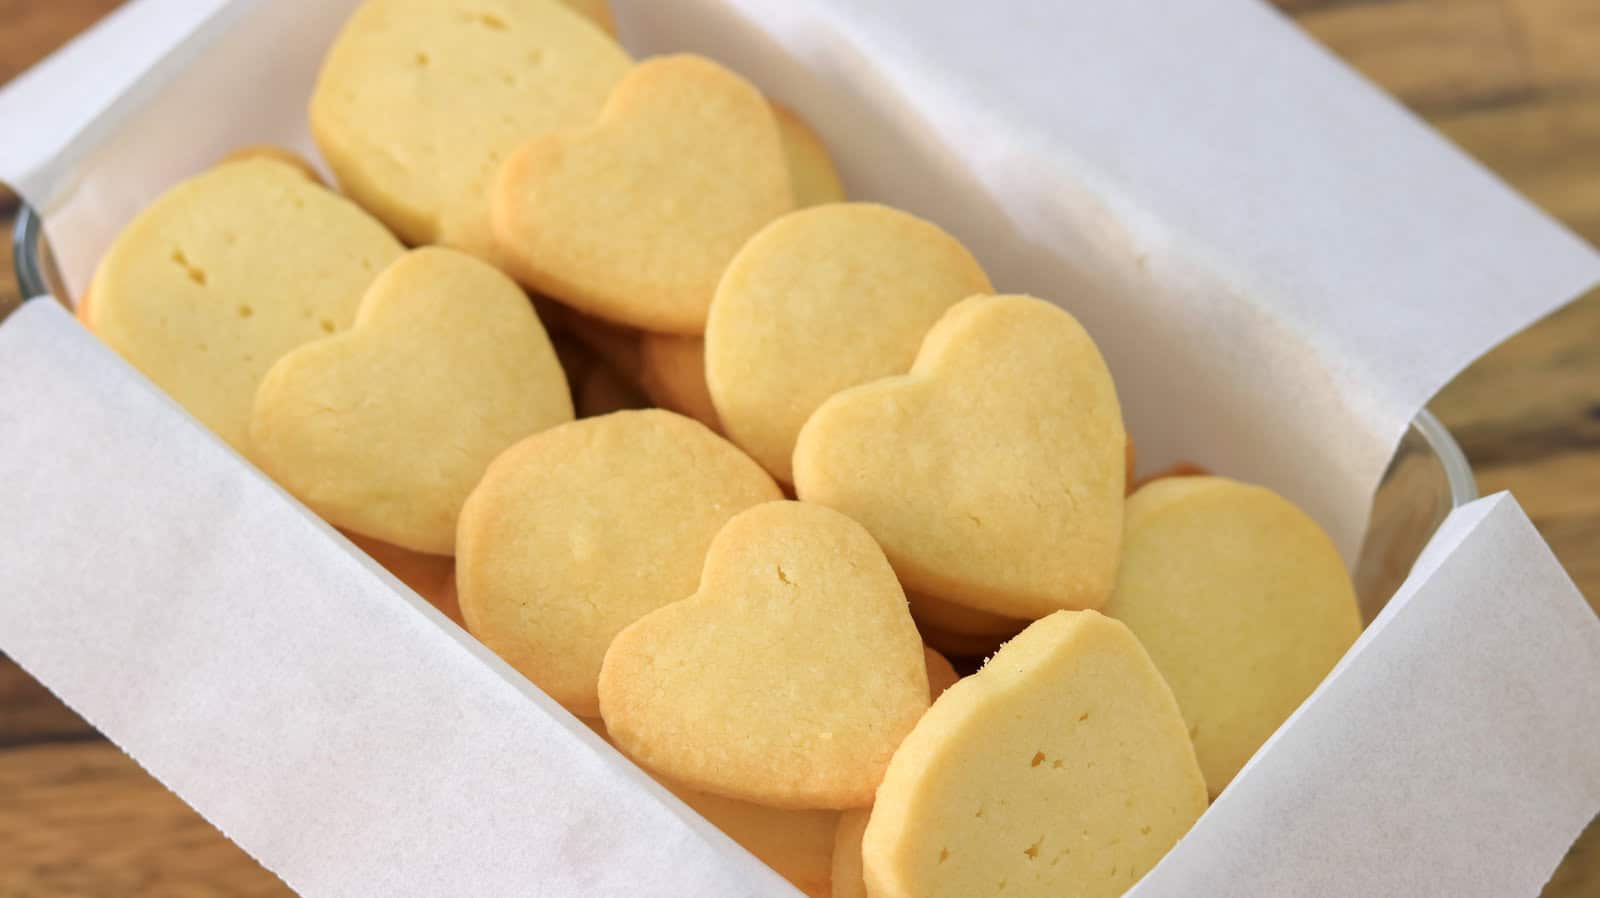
[1,1,1595,896]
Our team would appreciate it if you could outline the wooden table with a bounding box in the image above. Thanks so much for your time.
[1,1,1595,895]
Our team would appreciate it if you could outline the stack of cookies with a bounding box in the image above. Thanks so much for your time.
[75,2,1365,896]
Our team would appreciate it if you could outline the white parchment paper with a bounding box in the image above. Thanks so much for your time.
[1,0,1597,895]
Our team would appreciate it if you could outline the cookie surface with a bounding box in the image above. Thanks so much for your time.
[493,54,792,334]
[863,611,1207,898]
[773,103,845,207]
[599,501,929,809]
[794,294,1125,618]
[923,646,960,699]
[706,203,991,482]
[84,157,404,457]
[457,410,781,716]
[1102,476,1361,794]
[832,808,871,898]
[312,0,630,258]
[251,247,572,555]
[639,333,720,431]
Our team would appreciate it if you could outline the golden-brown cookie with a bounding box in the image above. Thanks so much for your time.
[345,531,461,626]
[576,359,649,417]
[1102,476,1361,794]
[493,54,792,334]
[84,157,404,457]
[923,646,960,699]
[311,0,630,258]
[457,410,781,716]
[832,808,871,898]
[706,202,991,482]
[794,294,1125,618]
[599,501,929,809]
[251,247,572,555]
[863,611,1207,898]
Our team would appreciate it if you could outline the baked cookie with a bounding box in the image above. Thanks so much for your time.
[599,501,929,809]
[1131,459,1211,493]
[832,809,870,898]
[251,247,572,555]
[917,625,1009,660]
[863,610,1207,898]
[215,145,324,184]
[457,410,781,716]
[83,157,404,457]
[793,294,1125,618]
[773,103,845,207]
[345,531,461,625]
[493,54,792,334]
[1102,476,1361,794]
[311,0,630,258]
[706,203,991,482]
[638,333,720,431]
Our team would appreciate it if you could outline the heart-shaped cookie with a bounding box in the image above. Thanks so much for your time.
[863,610,1207,898]
[457,410,781,716]
[598,500,929,809]
[706,202,992,482]
[1102,476,1360,794]
[250,247,572,555]
[793,294,1125,619]
[492,54,793,334]
[85,157,405,458]
[312,0,631,258]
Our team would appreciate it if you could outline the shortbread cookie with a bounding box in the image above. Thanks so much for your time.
[706,203,991,482]
[918,625,1009,660]
[458,410,781,716]
[638,334,720,431]
[599,501,929,809]
[794,295,1125,618]
[216,145,324,184]
[832,809,871,898]
[1102,476,1361,794]
[251,248,572,555]
[1132,459,1211,492]
[312,0,630,258]
[923,646,960,699]
[345,532,461,625]
[773,103,845,207]
[84,157,404,456]
[863,610,1207,898]
[493,54,792,334]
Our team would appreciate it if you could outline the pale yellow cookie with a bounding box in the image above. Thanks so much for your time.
[599,500,929,809]
[251,248,572,555]
[84,157,404,457]
[345,532,461,626]
[706,203,991,482]
[311,0,631,258]
[1102,476,1361,795]
[794,295,1125,619]
[923,646,960,699]
[863,610,1207,898]
[215,145,324,184]
[773,102,845,207]
[638,333,720,431]
[832,808,870,898]
[493,54,792,334]
[458,410,781,716]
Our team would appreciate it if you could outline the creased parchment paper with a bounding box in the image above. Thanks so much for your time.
[0,1,1597,896]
